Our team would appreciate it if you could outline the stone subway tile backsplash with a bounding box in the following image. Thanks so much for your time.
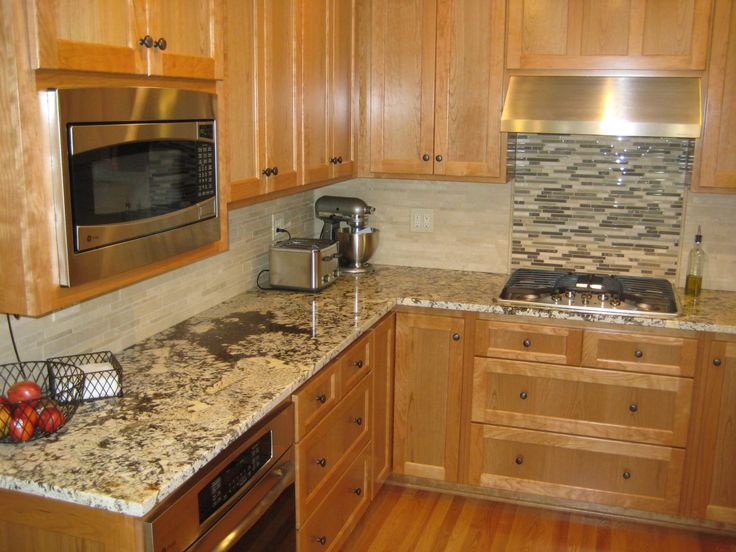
[511,134,694,278]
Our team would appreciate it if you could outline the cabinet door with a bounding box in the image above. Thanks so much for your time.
[257,0,299,192]
[27,0,148,74]
[146,0,219,79]
[329,0,355,179]
[507,0,712,70]
[394,312,464,482]
[693,0,736,192]
[371,314,395,497]
[433,0,506,178]
[369,0,437,175]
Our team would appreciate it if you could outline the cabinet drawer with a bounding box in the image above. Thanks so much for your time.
[582,330,698,377]
[475,320,582,365]
[293,361,341,442]
[339,332,372,395]
[468,424,684,514]
[298,445,371,552]
[472,358,693,446]
[296,374,371,526]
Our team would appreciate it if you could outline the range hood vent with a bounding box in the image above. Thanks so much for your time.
[501,76,701,138]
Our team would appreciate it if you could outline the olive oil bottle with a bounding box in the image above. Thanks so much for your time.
[685,226,705,297]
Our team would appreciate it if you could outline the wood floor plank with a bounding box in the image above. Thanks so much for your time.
[343,485,736,552]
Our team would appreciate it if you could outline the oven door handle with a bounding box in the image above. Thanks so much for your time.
[186,457,295,552]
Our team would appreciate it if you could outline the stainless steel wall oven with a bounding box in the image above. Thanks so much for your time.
[46,87,220,287]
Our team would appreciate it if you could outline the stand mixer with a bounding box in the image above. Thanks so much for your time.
[315,195,380,273]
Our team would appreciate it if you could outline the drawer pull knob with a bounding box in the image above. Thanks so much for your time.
[623,470,631,480]
[316,536,327,545]
[316,393,327,404]
[452,333,461,341]
[634,350,643,358]
[435,154,443,162]
[629,403,638,413]
[353,360,364,368]
[519,391,528,400]
[139,35,154,48]
[422,153,431,161]
[316,457,327,468]
[354,487,362,496]
[353,417,363,426]
[272,166,279,176]
[154,37,167,50]
[262,167,272,176]
[522,339,531,348]
[515,455,524,465]
[714,358,722,367]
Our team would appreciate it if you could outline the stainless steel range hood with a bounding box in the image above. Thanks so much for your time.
[501,76,702,138]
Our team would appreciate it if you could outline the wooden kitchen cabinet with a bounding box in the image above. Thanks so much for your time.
[368,0,506,180]
[301,0,355,186]
[224,0,300,203]
[393,311,465,482]
[506,0,713,70]
[693,0,736,193]
[26,0,221,79]
[371,313,395,497]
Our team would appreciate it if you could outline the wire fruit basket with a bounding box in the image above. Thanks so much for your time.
[0,361,84,443]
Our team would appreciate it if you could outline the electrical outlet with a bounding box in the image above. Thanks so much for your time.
[410,209,434,233]
[271,214,285,241]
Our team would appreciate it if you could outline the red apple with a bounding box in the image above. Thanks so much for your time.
[7,381,42,407]
[8,415,35,442]
[13,403,39,427]
[38,407,65,434]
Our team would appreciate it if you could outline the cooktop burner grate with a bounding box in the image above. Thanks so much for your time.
[499,269,679,317]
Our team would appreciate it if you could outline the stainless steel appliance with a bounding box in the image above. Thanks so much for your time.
[269,239,339,291]
[144,403,295,552]
[498,268,680,317]
[315,195,379,273]
[46,87,220,287]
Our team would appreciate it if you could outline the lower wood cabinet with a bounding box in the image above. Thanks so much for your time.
[371,313,395,497]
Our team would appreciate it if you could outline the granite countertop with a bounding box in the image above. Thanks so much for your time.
[0,265,734,518]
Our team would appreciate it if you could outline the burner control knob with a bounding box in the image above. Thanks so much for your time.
[580,292,592,304]
[551,293,561,303]
[598,292,609,302]
[609,295,621,307]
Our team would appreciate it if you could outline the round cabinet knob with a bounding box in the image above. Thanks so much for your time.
[330,157,338,164]
[452,333,461,341]
[316,393,327,404]
[353,417,363,426]
[354,360,364,368]
[272,166,279,175]
[629,403,638,413]
[713,358,722,367]
[337,157,343,163]
[316,536,327,545]
[623,470,631,480]
[316,457,327,468]
[515,455,524,465]
[354,487,362,496]
[154,37,167,50]
[519,391,528,400]
[435,154,443,162]
[522,339,532,348]
[422,153,430,161]
[139,35,154,48]
[634,350,644,358]
[262,168,272,176]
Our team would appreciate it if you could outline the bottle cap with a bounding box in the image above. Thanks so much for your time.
[695,225,702,244]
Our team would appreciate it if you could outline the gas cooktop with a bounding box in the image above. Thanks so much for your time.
[498,269,680,318]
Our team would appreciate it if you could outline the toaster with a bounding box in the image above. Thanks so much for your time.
[269,239,340,291]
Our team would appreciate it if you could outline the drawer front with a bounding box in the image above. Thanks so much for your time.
[468,424,685,514]
[582,330,698,377]
[296,374,371,526]
[298,445,371,552]
[340,332,373,395]
[475,320,582,365]
[472,358,693,446]
[293,360,341,442]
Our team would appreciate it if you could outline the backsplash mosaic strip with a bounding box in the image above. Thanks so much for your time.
[511,134,694,278]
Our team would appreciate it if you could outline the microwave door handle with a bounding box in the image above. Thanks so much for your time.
[69,121,208,155]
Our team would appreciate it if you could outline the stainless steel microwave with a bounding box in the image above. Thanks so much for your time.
[46,87,220,287]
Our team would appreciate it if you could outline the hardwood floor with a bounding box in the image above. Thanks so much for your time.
[343,485,736,551]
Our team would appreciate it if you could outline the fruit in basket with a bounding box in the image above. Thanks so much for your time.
[8,414,35,442]
[0,405,11,438]
[13,403,39,427]
[7,381,42,407]
[38,407,65,433]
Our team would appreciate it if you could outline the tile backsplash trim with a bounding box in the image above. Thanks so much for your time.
[511,134,694,278]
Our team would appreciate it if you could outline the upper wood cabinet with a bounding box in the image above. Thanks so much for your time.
[301,0,355,185]
[693,0,736,192]
[506,0,713,70]
[27,0,221,79]
[224,0,300,203]
[368,0,506,180]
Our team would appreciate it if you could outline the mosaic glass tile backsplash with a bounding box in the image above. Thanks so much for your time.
[511,133,694,279]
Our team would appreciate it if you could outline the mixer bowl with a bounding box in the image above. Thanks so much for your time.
[337,227,379,271]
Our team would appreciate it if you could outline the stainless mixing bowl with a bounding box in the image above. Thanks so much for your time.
[336,227,379,271]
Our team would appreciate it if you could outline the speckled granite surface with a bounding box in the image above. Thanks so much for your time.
[0,265,734,517]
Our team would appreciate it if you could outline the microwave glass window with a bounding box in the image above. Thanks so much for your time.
[69,140,215,227]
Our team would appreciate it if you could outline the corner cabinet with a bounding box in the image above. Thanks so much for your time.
[368,0,507,180]
[26,0,222,79]
[506,0,713,70]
